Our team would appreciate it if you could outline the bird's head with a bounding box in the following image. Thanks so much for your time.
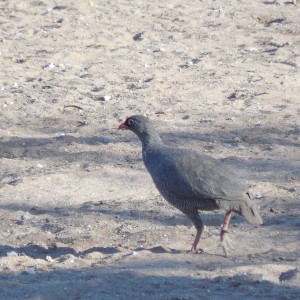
[117,115,152,136]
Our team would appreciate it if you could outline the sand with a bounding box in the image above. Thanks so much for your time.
[0,0,299,299]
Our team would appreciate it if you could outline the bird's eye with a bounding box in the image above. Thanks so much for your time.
[127,119,135,126]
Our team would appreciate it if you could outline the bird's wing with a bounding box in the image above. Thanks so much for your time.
[159,149,247,201]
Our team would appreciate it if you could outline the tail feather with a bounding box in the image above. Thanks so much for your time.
[218,193,263,225]
[240,201,263,226]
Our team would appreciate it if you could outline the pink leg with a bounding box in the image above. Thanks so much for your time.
[191,228,203,253]
[221,211,232,240]
[185,210,204,253]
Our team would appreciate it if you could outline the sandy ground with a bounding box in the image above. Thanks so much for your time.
[0,0,300,299]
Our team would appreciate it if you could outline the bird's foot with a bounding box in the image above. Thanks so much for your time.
[219,230,234,257]
[190,245,204,254]
[194,248,204,254]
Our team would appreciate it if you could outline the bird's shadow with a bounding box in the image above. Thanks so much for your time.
[0,244,123,260]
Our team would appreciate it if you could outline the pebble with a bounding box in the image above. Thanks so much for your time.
[54,132,66,138]
[153,48,165,52]
[155,111,166,115]
[79,69,88,77]
[43,62,55,69]
[36,163,44,168]
[7,251,19,257]
[25,268,36,275]
[21,212,31,221]
[227,92,237,100]
[91,86,104,92]
[45,255,54,262]
[99,95,111,101]
[133,32,144,41]
[58,254,76,263]
[233,136,241,144]
[253,191,262,199]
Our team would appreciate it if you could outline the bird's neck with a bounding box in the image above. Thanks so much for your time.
[139,131,163,149]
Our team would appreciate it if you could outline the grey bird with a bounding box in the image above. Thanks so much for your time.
[118,115,263,255]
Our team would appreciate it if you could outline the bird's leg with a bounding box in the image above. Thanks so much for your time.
[187,211,204,253]
[220,211,233,256]
[221,211,232,235]
[191,227,203,253]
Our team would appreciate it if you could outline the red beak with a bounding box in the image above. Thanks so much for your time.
[117,121,127,130]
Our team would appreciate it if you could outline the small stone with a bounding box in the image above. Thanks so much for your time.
[43,62,55,69]
[91,86,104,92]
[228,92,237,100]
[7,251,19,257]
[53,5,67,10]
[21,212,31,221]
[153,48,165,52]
[133,32,144,41]
[36,163,44,168]
[58,254,76,263]
[99,95,111,101]
[54,132,66,138]
[269,207,280,214]
[79,69,88,78]
[46,255,54,262]
[233,137,241,144]
[25,268,36,275]
[253,191,262,199]
[132,251,138,256]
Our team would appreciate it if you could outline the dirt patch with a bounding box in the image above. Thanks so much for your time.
[0,0,299,299]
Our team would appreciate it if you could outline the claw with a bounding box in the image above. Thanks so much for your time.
[190,244,204,254]
[220,232,234,257]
